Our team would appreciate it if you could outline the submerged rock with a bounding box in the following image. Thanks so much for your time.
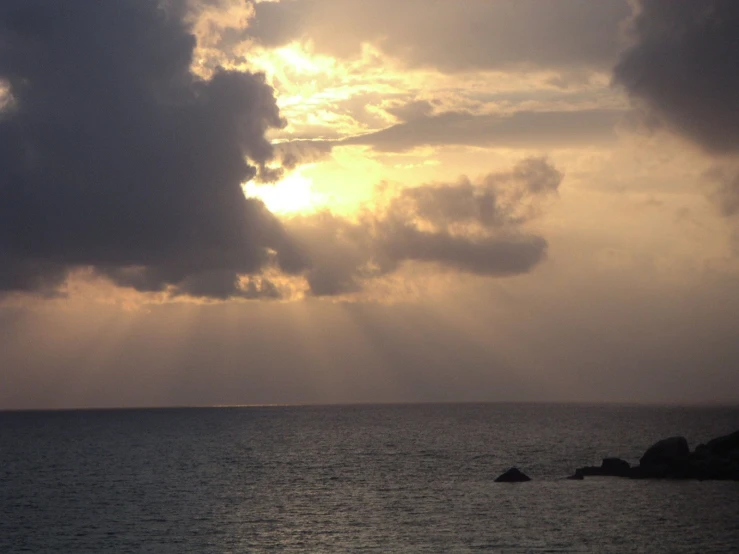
[494,467,531,482]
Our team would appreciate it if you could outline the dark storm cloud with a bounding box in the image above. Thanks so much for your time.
[0,0,304,299]
[287,158,563,296]
[614,1,739,217]
[614,0,739,155]
[248,0,630,72]
[341,110,623,153]
[0,256,68,296]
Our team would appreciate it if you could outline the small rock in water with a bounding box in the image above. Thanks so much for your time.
[494,467,531,482]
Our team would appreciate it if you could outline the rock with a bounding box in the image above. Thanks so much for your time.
[573,465,601,477]
[693,444,709,458]
[704,430,739,457]
[635,433,739,479]
[685,436,739,480]
[686,458,724,480]
[570,457,632,479]
[566,430,739,482]
[639,436,690,472]
[566,471,584,480]
[494,467,531,482]
[601,457,631,475]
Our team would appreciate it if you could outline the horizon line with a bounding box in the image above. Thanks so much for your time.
[2,399,739,414]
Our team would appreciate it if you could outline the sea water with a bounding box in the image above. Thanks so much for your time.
[2,403,739,552]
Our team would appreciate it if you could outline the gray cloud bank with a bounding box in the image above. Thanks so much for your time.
[0,0,304,299]
[341,109,622,153]
[614,0,739,216]
[249,0,630,72]
[615,0,739,155]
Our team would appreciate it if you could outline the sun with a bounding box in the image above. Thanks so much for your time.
[243,167,327,215]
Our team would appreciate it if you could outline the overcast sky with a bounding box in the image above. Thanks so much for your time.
[2,0,739,409]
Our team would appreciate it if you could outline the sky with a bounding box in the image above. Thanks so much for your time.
[2,0,739,409]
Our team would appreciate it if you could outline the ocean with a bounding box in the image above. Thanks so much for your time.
[2,403,738,553]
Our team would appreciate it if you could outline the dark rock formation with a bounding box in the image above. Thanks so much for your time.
[683,431,739,481]
[569,457,632,479]
[568,431,739,481]
[639,436,690,472]
[495,467,531,482]
[704,430,739,458]
[602,457,632,475]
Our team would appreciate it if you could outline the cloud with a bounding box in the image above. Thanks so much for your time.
[380,227,547,277]
[286,157,563,296]
[273,139,334,169]
[703,163,739,217]
[614,0,739,155]
[0,256,68,296]
[386,100,434,123]
[173,270,282,300]
[339,109,622,153]
[390,157,562,228]
[248,0,630,73]
[614,1,739,218]
[0,0,304,299]
[287,213,384,297]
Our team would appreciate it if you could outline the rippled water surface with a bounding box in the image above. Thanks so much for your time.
[2,404,739,552]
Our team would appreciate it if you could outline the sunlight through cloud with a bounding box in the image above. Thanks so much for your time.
[244,166,328,214]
